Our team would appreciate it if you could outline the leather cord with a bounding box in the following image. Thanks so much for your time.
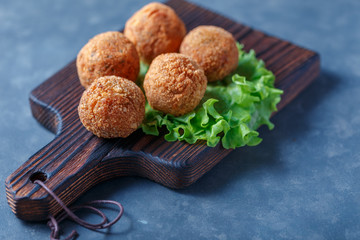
[34,180,124,240]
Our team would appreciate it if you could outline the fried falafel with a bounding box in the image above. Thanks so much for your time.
[180,25,238,82]
[124,2,186,64]
[78,76,145,138]
[143,53,207,116]
[76,31,139,88]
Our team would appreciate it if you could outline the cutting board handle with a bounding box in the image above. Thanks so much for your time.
[5,121,125,221]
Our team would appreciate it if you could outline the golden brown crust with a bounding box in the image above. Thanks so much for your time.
[78,76,145,138]
[124,2,186,65]
[180,25,239,82]
[143,53,207,116]
[76,31,139,88]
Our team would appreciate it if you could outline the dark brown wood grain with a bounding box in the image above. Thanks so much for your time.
[5,0,320,221]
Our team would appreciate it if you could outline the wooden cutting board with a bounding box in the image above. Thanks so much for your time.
[5,0,320,221]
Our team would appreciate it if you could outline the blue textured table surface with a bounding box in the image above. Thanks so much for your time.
[1,0,359,239]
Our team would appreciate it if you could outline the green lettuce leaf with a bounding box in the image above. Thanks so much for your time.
[140,43,283,149]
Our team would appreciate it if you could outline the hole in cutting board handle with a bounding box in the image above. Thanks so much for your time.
[29,171,47,183]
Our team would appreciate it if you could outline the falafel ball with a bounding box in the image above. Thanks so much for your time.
[180,25,238,82]
[76,31,139,88]
[78,76,145,138]
[143,53,207,116]
[124,2,186,65]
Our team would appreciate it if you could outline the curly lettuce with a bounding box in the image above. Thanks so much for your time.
[140,44,283,149]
